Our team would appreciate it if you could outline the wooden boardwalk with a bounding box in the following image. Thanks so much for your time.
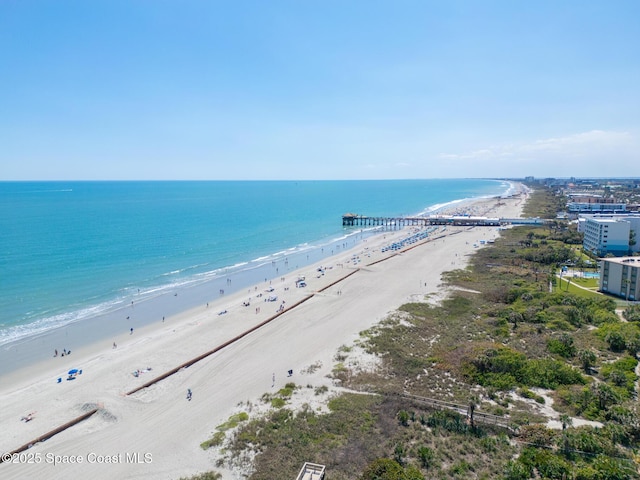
[388,392,514,430]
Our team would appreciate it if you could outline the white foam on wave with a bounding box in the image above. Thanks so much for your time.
[0,297,128,347]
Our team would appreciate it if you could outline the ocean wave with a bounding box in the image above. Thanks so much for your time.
[27,188,74,193]
[0,298,126,347]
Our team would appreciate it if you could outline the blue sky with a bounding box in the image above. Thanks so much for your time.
[1,1,639,180]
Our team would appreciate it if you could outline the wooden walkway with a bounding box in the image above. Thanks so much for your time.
[388,392,514,430]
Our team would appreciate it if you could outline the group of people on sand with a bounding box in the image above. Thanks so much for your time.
[132,367,152,377]
[53,348,71,357]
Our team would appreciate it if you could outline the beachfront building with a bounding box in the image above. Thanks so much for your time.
[577,213,640,233]
[567,198,626,216]
[599,257,640,301]
[583,217,640,257]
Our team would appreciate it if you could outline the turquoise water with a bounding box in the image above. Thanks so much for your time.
[0,179,509,345]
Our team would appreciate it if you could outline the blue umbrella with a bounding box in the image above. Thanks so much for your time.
[68,369,79,375]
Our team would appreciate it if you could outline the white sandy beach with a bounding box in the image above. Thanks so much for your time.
[0,191,526,479]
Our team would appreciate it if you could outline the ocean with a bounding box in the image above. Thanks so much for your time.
[0,179,510,348]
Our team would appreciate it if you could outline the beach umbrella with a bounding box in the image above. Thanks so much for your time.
[68,368,79,375]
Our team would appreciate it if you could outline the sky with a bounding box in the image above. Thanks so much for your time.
[1,0,639,180]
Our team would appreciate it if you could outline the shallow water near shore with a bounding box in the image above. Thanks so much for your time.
[0,179,509,372]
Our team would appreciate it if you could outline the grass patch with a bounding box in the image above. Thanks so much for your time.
[277,383,297,398]
[200,412,250,450]
[555,277,603,300]
[314,385,329,395]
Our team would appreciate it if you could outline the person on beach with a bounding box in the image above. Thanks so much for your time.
[187,388,192,401]
[21,412,35,422]
[54,349,58,357]
[130,327,134,335]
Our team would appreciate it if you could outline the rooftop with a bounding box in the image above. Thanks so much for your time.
[601,256,640,266]
[295,462,326,480]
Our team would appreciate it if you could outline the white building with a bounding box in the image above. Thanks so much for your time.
[568,202,626,214]
[577,213,640,233]
[583,217,640,257]
[600,257,640,301]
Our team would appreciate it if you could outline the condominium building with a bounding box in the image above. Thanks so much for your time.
[583,218,632,256]
[599,257,640,301]
[568,202,626,214]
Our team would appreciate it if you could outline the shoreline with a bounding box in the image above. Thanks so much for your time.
[0,183,521,379]
[1,180,510,351]
[0,229,374,379]
[0,189,526,479]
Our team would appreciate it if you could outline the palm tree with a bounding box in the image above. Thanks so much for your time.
[594,383,617,410]
[578,349,596,373]
[559,414,573,455]
[468,395,479,428]
[560,414,572,431]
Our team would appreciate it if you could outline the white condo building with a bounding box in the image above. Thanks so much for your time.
[583,217,640,257]
[600,257,640,301]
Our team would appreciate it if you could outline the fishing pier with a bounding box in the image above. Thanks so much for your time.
[342,213,542,228]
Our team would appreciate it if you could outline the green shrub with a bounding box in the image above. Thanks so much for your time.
[200,431,226,450]
[522,359,585,389]
[504,459,532,480]
[547,333,576,358]
[518,388,545,404]
[278,383,296,397]
[314,385,328,395]
[518,424,556,447]
[520,447,571,480]
[601,356,638,395]
[179,472,223,480]
[417,446,435,468]
[360,458,425,480]
[465,346,584,390]
[622,304,640,322]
